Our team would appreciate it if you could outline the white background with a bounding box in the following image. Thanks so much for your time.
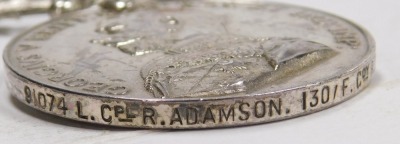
[0,0,398,144]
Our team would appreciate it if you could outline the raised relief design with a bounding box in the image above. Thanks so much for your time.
[91,15,182,56]
[88,10,340,98]
[140,35,337,98]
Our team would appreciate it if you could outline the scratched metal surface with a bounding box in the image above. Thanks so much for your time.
[0,0,397,143]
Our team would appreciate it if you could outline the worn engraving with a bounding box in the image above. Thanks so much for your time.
[6,59,373,128]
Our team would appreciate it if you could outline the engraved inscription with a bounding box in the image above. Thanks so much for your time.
[302,64,372,110]
[8,60,373,128]
[24,86,68,115]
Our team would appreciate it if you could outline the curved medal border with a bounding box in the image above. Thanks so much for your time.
[4,54,375,129]
[3,3,376,129]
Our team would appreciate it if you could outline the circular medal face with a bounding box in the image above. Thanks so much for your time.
[4,0,375,129]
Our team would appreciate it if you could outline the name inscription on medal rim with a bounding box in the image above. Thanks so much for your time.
[6,59,374,128]
[3,1,375,128]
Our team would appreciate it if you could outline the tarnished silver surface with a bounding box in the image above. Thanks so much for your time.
[3,0,375,129]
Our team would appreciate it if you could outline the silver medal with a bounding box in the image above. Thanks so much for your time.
[3,0,375,129]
